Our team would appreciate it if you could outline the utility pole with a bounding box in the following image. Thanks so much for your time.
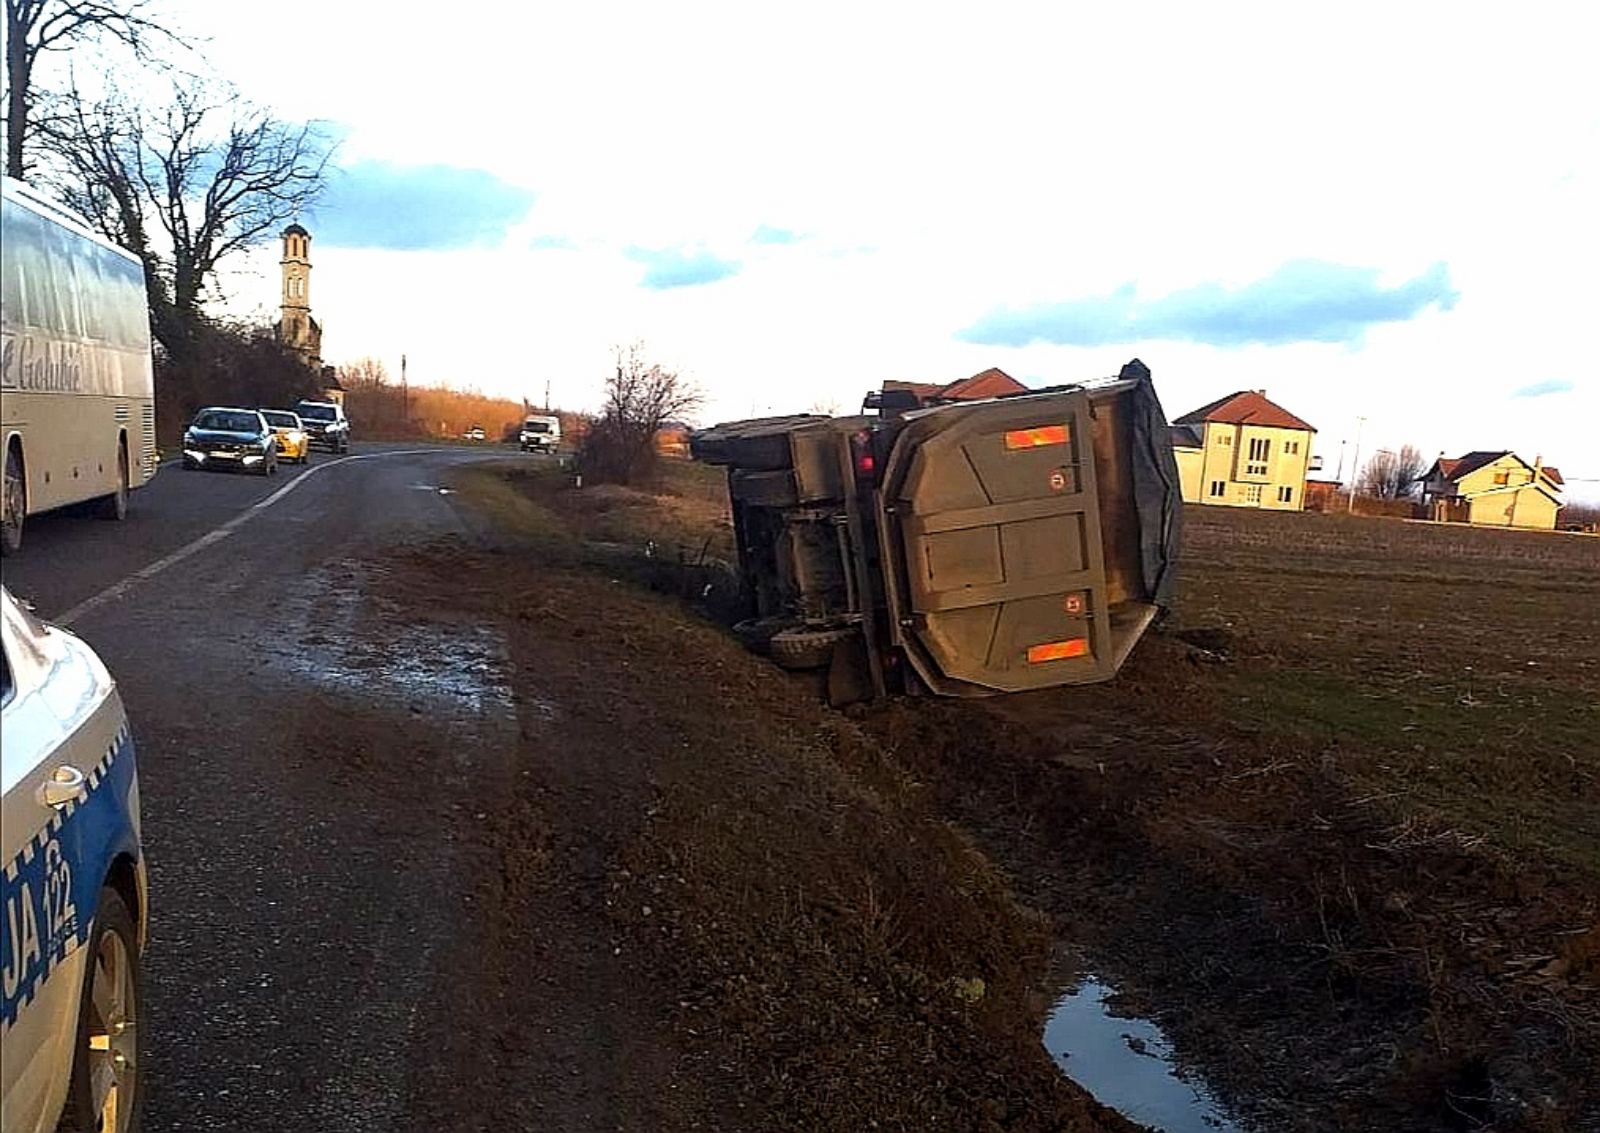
[1347,415,1366,514]
[545,378,551,414]
[401,353,408,423]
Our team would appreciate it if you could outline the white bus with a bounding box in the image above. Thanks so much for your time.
[0,176,156,554]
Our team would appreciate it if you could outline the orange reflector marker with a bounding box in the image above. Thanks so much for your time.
[1004,424,1069,450]
[1026,638,1090,664]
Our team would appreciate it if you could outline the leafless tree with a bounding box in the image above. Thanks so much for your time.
[3,0,184,178]
[581,342,702,484]
[1360,443,1426,499]
[38,79,330,350]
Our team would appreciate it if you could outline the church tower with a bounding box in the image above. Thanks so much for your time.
[276,222,322,366]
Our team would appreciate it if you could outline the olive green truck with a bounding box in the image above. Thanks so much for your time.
[690,359,1183,701]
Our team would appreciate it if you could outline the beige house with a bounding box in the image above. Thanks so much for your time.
[1419,451,1564,529]
[1170,391,1315,510]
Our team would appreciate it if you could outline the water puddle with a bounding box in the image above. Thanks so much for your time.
[1044,978,1240,1132]
[281,622,514,717]
[268,563,517,720]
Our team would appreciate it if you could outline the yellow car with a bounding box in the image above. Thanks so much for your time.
[261,409,312,464]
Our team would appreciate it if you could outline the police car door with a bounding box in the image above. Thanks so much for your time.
[1,604,90,1132]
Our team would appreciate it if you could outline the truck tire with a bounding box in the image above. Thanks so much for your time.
[769,627,858,671]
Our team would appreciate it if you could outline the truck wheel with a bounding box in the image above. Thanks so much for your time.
[2,445,24,555]
[57,886,142,1133]
[769,627,858,671]
[95,440,130,520]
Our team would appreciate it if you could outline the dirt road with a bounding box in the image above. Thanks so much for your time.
[5,447,1129,1131]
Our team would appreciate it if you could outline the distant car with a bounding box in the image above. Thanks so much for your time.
[260,409,311,464]
[293,400,350,453]
[182,408,280,475]
[1,585,148,1133]
[519,414,561,453]
[464,425,487,442]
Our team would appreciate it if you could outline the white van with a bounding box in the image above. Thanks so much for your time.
[519,415,561,453]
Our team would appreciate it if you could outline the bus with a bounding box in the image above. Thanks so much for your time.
[0,176,156,554]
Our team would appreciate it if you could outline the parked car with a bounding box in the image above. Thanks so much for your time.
[464,425,487,442]
[293,400,351,453]
[260,409,311,464]
[1,585,148,1133]
[182,408,280,475]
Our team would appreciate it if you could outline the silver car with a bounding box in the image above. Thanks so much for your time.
[1,588,147,1133]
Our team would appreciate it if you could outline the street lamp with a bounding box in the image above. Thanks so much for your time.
[1347,415,1366,514]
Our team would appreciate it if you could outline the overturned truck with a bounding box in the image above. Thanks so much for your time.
[691,360,1182,701]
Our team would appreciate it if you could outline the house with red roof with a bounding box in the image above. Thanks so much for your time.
[878,367,1029,410]
[1168,391,1316,510]
[1419,451,1564,529]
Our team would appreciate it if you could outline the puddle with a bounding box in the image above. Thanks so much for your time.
[281,623,515,717]
[268,563,518,720]
[1044,978,1240,1132]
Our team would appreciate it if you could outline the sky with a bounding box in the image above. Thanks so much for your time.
[163,0,1596,499]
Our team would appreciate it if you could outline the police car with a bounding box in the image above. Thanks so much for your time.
[1,587,146,1133]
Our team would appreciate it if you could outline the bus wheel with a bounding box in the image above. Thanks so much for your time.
[96,440,130,521]
[1,446,23,555]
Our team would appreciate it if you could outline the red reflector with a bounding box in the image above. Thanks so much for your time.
[1027,638,1090,663]
[1004,425,1069,450]
[856,451,875,475]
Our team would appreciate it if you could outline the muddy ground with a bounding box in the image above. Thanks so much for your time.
[439,459,1598,1133]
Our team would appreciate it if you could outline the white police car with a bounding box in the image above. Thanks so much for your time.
[1,587,146,1133]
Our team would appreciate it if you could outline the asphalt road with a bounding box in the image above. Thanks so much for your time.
[3,442,529,1130]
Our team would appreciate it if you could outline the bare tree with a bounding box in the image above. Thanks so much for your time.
[1360,443,1426,499]
[39,79,330,349]
[4,0,183,178]
[580,342,702,484]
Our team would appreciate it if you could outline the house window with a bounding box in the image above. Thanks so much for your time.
[1278,486,1293,503]
[1245,485,1263,504]
[1246,436,1270,476]
[1494,471,1509,485]
[1219,434,1232,445]
[1285,440,1299,455]
[1209,480,1226,498]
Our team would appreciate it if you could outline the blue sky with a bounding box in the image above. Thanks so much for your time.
[182,0,1597,500]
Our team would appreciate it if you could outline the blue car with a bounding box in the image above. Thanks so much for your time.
[1,587,147,1133]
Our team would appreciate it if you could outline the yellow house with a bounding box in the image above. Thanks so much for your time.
[1419,452,1564,529]
[1170,391,1315,510]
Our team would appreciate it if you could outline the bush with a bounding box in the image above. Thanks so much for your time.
[577,343,699,486]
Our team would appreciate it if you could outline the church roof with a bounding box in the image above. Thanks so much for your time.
[283,222,309,238]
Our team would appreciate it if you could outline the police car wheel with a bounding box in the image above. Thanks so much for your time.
[58,887,142,1133]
